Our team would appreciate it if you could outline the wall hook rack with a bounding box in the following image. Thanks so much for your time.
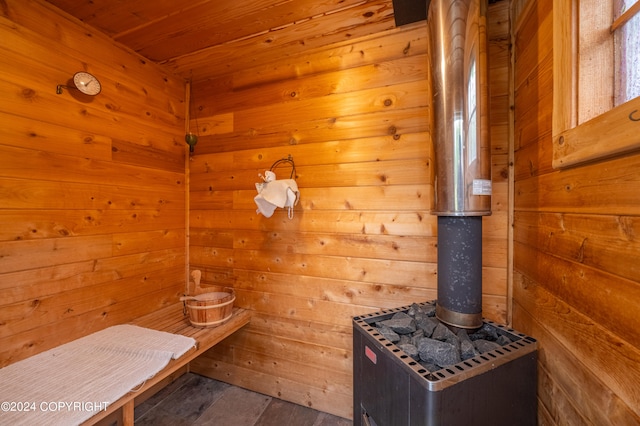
[269,155,296,179]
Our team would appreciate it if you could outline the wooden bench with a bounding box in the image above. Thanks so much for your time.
[83,303,250,426]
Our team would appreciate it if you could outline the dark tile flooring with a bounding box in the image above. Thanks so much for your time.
[134,373,353,426]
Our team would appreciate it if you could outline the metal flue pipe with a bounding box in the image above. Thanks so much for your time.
[428,0,491,329]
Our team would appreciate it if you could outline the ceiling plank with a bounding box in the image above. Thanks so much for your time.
[45,0,212,36]
[116,0,373,62]
[165,0,395,81]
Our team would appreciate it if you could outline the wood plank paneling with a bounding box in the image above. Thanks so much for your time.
[116,0,380,61]
[1,0,514,422]
[513,275,640,423]
[165,1,397,83]
[189,3,511,420]
[513,0,640,422]
[513,285,639,425]
[515,152,640,215]
[0,0,186,366]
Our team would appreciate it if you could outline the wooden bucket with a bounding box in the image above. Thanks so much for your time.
[182,287,235,328]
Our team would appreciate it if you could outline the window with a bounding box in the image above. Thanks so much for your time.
[614,0,640,106]
[552,0,640,169]
[467,60,477,165]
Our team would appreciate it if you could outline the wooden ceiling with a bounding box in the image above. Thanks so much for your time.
[44,0,402,83]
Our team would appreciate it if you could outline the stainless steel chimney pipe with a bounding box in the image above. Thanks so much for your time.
[428,0,491,329]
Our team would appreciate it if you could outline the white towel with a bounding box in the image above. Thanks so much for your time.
[0,325,196,426]
[254,178,299,218]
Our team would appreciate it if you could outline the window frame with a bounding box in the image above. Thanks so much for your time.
[552,0,640,169]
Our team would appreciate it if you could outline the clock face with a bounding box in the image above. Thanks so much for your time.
[73,72,101,96]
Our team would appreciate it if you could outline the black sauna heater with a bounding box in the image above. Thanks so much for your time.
[352,301,537,426]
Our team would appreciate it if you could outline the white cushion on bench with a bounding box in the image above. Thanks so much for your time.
[0,324,196,425]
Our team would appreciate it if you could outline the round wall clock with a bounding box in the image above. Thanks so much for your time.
[72,72,101,96]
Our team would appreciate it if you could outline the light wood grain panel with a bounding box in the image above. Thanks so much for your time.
[536,362,588,426]
[0,114,113,161]
[553,96,640,169]
[489,93,510,125]
[195,343,353,404]
[232,230,436,263]
[236,184,433,211]
[192,113,235,137]
[194,107,429,154]
[113,229,185,255]
[514,87,553,154]
[42,0,211,35]
[513,292,639,426]
[484,210,509,239]
[190,133,431,172]
[111,138,184,172]
[0,178,184,210]
[233,269,435,308]
[510,0,640,420]
[228,21,428,90]
[184,3,510,419]
[490,123,509,155]
[515,211,640,283]
[191,210,436,236]
[489,180,509,213]
[191,357,352,419]
[191,248,506,310]
[245,312,353,350]
[294,158,430,188]
[514,154,640,215]
[191,158,430,191]
[231,80,428,132]
[0,235,112,274]
[514,240,640,350]
[1,0,185,96]
[166,1,396,82]
[189,189,234,211]
[235,289,377,327]
[514,52,553,133]
[0,0,186,373]
[0,145,184,188]
[194,55,429,116]
[0,57,183,146]
[1,264,184,338]
[0,249,185,304]
[511,0,640,421]
[513,274,640,420]
[117,0,377,61]
[512,0,553,93]
[205,326,352,374]
[513,134,555,181]
[0,210,183,242]
[0,286,183,367]
[200,335,353,391]
[193,247,436,287]
[0,77,182,149]
[188,230,235,249]
[194,343,352,397]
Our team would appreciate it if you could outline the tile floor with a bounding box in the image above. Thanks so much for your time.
[134,373,353,426]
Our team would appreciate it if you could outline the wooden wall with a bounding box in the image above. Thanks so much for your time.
[0,0,186,366]
[512,0,640,424]
[0,0,516,421]
[188,2,511,419]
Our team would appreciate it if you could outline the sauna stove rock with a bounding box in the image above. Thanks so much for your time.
[352,301,537,426]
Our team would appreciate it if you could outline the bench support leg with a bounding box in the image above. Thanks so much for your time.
[122,400,134,426]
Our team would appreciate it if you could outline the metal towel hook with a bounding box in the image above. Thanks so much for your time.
[269,154,296,179]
